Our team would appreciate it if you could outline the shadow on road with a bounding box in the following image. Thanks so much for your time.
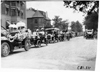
[9,51,24,56]
[30,45,46,49]
[78,56,96,61]
[1,50,24,58]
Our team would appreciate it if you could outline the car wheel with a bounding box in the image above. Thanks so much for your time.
[10,44,14,53]
[1,42,10,57]
[45,39,48,46]
[37,40,41,48]
[24,39,30,51]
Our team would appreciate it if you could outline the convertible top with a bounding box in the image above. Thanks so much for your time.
[45,28,60,31]
[16,21,26,27]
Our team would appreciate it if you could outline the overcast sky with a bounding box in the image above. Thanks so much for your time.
[26,1,85,25]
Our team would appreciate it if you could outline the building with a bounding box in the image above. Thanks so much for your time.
[1,0,26,29]
[26,8,51,32]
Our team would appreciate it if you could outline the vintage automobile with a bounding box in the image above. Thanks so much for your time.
[1,22,30,57]
[45,28,54,43]
[1,26,11,57]
[45,28,59,43]
[84,29,94,39]
[65,31,71,41]
[38,30,48,46]
[31,31,41,48]
[31,29,48,48]
[58,31,67,41]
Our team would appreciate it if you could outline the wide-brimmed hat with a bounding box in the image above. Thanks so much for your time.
[36,29,39,31]
[16,21,26,27]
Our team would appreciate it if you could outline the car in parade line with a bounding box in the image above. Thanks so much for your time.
[31,28,48,48]
[84,29,94,39]
[1,21,31,57]
[45,28,60,43]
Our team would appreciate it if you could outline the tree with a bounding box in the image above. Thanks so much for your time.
[52,16,68,30]
[76,21,83,32]
[84,12,98,31]
[63,0,99,15]
[63,0,99,31]
[52,16,62,28]
[60,20,69,30]
[71,21,76,32]
[71,21,83,32]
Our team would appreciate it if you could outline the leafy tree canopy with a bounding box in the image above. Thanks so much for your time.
[84,12,98,31]
[71,21,83,32]
[64,0,99,31]
[63,0,99,15]
[52,16,69,30]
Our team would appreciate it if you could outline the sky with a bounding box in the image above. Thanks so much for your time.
[26,1,85,25]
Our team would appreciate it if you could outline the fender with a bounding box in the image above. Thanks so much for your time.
[1,36,8,41]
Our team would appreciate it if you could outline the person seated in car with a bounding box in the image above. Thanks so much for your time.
[39,28,45,35]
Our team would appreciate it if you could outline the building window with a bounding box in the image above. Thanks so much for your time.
[5,8,9,15]
[35,19,38,23]
[11,9,16,16]
[17,1,20,6]
[5,1,10,5]
[20,1,24,7]
[11,1,16,6]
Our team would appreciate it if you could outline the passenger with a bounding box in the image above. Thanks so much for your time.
[33,29,38,36]
[39,28,45,35]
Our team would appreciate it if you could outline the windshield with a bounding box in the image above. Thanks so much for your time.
[9,27,17,32]
[88,31,92,32]
[87,30,93,32]
[18,26,25,30]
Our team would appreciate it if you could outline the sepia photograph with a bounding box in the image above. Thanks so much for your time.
[1,0,99,71]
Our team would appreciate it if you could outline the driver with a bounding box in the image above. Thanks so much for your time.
[33,29,39,36]
[39,28,45,35]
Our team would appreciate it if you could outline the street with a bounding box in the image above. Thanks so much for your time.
[1,36,97,70]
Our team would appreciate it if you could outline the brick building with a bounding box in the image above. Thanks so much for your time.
[26,8,51,32]
[1,0,27,29]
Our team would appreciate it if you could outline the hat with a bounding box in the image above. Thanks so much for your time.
[36,29,39,31]
[41,28,44,30]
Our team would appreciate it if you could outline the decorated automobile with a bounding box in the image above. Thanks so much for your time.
[65,31,71,41]
[45,28,57,43]
[31,30,41,48]
[1,21,31,57]
[38,29,48,46]
[84,29,94,39]
[31,28,48,48]
[1,26,11,57]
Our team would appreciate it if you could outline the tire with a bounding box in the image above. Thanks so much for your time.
[59,37,61,42]
[67,36,70,41]
[37,40,41,48]
[53,38,56,43]
[45,39,48,46]
[52,37,54,43]
[56,38,59,42]
[10,49,14,53]
[10,45,14,53]
[67,38,69,41]
[24,39,30,51]
[67,37,70,41]
[1,42,10,57]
